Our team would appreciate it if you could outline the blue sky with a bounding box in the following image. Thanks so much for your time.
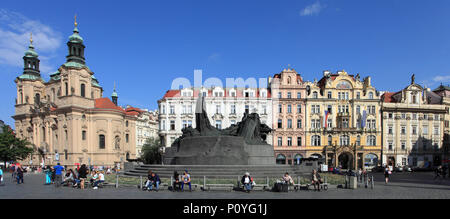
[1,0,450,127]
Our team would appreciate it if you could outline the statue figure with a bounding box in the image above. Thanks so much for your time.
[411,74,415,84]
[172,97,273,147]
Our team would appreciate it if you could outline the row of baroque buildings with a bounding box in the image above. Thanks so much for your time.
[10,19,450,170]
[159,69,450,169]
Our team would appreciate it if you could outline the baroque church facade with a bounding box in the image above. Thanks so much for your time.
[12,20,138,169]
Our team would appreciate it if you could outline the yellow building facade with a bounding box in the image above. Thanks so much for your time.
[304,70,382,170]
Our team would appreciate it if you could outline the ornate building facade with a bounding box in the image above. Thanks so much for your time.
[12,21,139,168]
[433,85,450,161]
[269,68,307,165]
[158,87,272,148]
[381,78,446,168]
[304,70,382,170]
[135,108,159,156]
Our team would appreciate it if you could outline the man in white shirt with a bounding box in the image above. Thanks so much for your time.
[93,171,105,189]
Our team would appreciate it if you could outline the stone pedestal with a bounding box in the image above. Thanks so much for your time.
[164,136,275,165]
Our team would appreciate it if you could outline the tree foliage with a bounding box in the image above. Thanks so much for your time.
[0,125,34,166]
[140,137,162,164]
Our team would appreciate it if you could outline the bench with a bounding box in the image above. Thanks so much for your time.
[237,183,270,191]
[202,184,234,191]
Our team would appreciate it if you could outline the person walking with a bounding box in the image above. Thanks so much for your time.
[0,167,3,185]
[53,163,64,187]
[77,164,88,189]
[44,166,52,185]
[16,166,24,184]
[384,166,391,184]
[441,165,447,179]
[434,165,443,180]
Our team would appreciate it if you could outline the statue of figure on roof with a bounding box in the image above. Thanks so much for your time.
[411,74,415,84]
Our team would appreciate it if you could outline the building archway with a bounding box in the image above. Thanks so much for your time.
[276,154,286,165]
[338,152,353,169]
[364,153,378,170]
[294,154,303,165]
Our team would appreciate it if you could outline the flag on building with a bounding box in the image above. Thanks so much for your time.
[323,110,329,128]
[361,110,367,128]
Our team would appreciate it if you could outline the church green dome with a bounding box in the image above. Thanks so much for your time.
[69,28,84,43]
[24,45,38,57]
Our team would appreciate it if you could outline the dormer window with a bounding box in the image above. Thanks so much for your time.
[312,91,318,99]
[368,92,374,99]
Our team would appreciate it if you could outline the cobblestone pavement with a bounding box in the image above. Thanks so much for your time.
[1,172,449,199]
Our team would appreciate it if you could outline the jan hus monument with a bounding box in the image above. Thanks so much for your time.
[164,95,276,165]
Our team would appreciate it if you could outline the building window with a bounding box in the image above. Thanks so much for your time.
[423,126,428,135]
[356,92,360,99]
[297,119,302,129]
[327,91,332,99]
[401,126,406,135]
[297,137,302,146]
[170,105,175,114]
[356,135,361,146]
[65,82,68,96]
[231,105,236,114]
[278,92,282,99]
[340,135,349,146]
[287,119,292,128]
[311,135,321,146]
[328,135,332,145]
[216,105,221,114]
[99,134,105,149]
[401,142,406,150]
[312,91,318,99]
[297,105,301,113]
[278,119,282,129]
[278,104,282,113]
[388,126,393,134]
[287,137,292,146]
[412,126,417,135]
[388,142,393,150]
[82,131,86,140]
[367,135,376,146]
[297,92,301,99]
[278,137,282,146]
[126,134,129,143]
[287,105,292,113]
[287,92,291,99]
[215,120,222,129]
[368,92,374,99]
[80,83,85,97]
[170,120,175,130]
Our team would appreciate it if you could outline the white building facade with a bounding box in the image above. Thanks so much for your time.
[135,109,159,156]
[158,87,272,148]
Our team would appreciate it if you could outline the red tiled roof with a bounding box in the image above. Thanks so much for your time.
[125,107,143,116]
[163,90,180,98]
[381,92,396,103]
[94,98,141,116]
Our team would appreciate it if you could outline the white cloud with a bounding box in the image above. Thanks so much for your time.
[207,53,221,62]
[0,9,62,74]
[433,75,450,83]
[299,2,324,16]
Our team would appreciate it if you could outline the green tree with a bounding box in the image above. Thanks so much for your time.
[140,137,162,164]
[0,125,34,167]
